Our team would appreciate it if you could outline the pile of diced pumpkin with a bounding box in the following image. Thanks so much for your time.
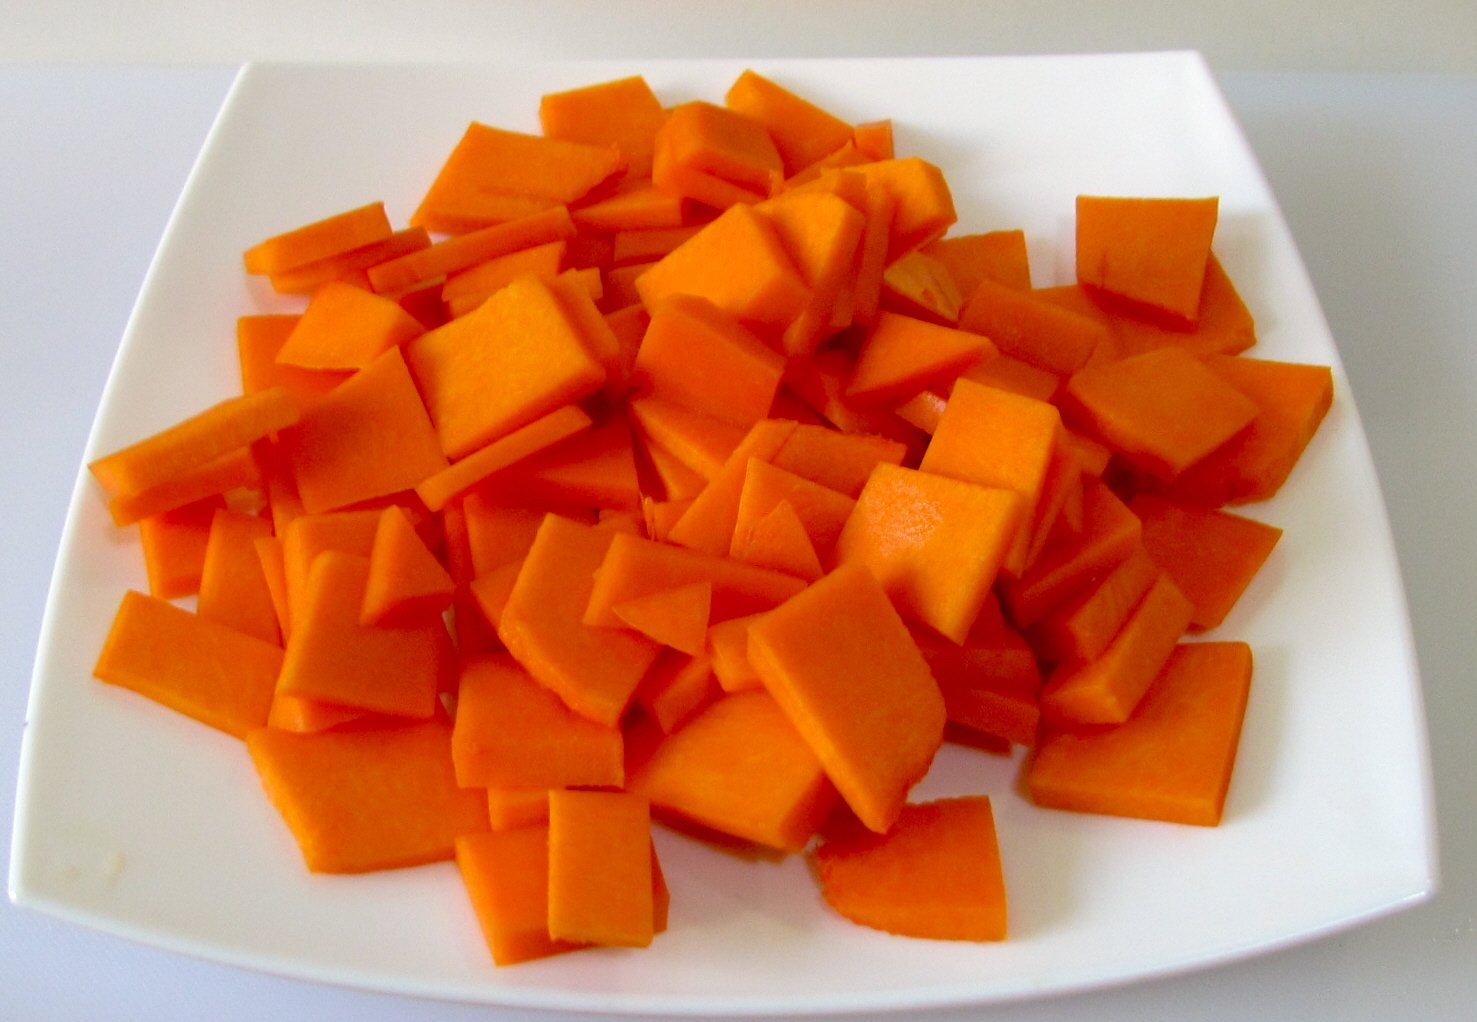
[89,69,1333,962]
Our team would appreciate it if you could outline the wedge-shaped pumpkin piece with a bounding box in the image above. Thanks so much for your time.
[413,123,623,234]
[451,654,623,789]
[248,720,488,873]
[585,530,806,632]
[268,226,432,296]
[1154,354,1334,505]
[664,418,798,554]
[360,506,455,626]
[495,417,643,512]
[1038,571,1194,725]
[919,378,1063,577]
[540,75,667,179]
[405,274,608,461]
[633,691,838,852]
[1063,345,1259,482]
[243,201,393,276]
[197,508,280,645]
[730,458,855,564]
[1130,494,1284,631]
[846,310,995,406]
[276,551,450,719]
[94,590,282,739]
[731,498,825,581]
[612,580,713,656]
[441,239,568,318]
[273,281,425,371]
[547,790,655,948]
[1028,641,1252,825]
[1075,195,1220,326]
[277,347,448,514]
[812,796,1007,941]
[724,69,854,176]
[498,515,662,726]
[635,203,809,331]
[748,563,945,832]
[633,294,786,428]
[835,463,1023,644]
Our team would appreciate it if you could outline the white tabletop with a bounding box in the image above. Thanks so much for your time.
[2,64,1473,1021]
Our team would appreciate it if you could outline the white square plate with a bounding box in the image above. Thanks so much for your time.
[9,53,1436,1015]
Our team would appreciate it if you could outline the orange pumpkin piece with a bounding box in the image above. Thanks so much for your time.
[920,378,1064,577]
[485,788,551,831]
[571,182,689,232]
[404,274,608,461]
[88,386,298,505]
[851,158,956,259]
[540,75,667,179]
[769,421,908,499]
[197,507,280,645]
[584,530,806,629]
[754,188,866,356]
[633,294,786,428]
[455,824,587,965]
[137,496,224,600]
[632,690,838,852]
[921,229,1032,294]
[634,203,809,332]
[360,505,455,626]
[1130,494,1284,631]
[1075,194,1220,326]
[915,596,1043,747]
[94,589,282,739]
[879,248,964,324]
[633,649,719,733]
[732,498,826,581]
[812,796,1007,941]
[1028,641,1253,825]
[279,507,384,626]
[730,458,855,563]
[1154,354,1334,506]
[440,239,568,318]
[747,563,945,833]
[612,580,713,656]
[249,720,487,873]
[497,514,661,726]
[414,404,593,513]
[275,551,450,720]
[450,654,623,789]
[958,277,1110,376]
[664,418,798,554]
[1038,571,1194,725]
[495,417,644,512]
[412,123,622,234]
[1029,544,1160,664]
[835,462,1023,644]
[101,443,264,528]
[1063,345,1259,482]
[236,314,347,407]
[628,396,745,481]
[724,70,854,176]
[243,201,393,276]
[652,100,783,207]
[267,225,432,296]
[273,281,425,371]
[277,347,448,515]
[546,789,655,948]
[845,310,994,406]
